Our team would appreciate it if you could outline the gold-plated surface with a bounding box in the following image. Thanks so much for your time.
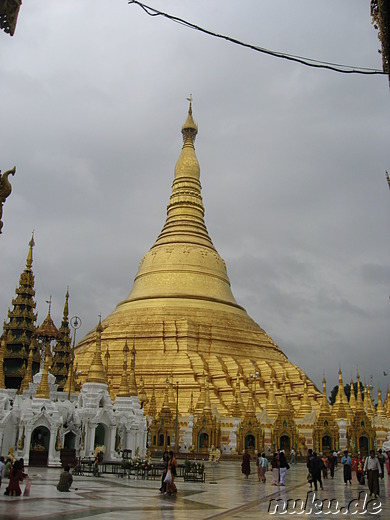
[74,104,322,417]
[86,317,107,384]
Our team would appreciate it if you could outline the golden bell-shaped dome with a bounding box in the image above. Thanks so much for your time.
[74,102,320,417]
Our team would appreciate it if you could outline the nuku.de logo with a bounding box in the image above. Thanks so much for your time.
[268,490,382,515]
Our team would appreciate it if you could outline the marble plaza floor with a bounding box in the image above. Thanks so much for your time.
[1,461,389,519]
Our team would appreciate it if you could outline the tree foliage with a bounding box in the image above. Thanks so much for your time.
[329,382,364,405]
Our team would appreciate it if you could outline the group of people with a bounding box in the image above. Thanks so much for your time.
[159,450,178,495]
[306,448,388,499]
[241,449,289,486]
[1,457,28,496]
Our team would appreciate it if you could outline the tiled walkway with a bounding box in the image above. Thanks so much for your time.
[1,461,389,519]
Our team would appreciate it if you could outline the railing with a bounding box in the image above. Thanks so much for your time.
[73,459,205,482]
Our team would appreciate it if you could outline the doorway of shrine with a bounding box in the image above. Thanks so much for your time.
[245,434,256,453]
[359,436,369,457]
[29,425,50,466]
[198,431,209,454]
[322,435,332,452]
[280,435,290,453]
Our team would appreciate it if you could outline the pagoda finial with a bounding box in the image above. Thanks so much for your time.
[86,316,107,384]
[26,231,34,270]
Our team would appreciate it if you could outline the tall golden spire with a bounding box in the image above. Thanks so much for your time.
[332,368,349,419]
[0,338,6,388]
[297,379,312,418]
[20,344,34,393]
[116,341,130,397]
[320,375,331,414]
[86,317,107,384]
[35,352,50,399]
[349,376,356,411]
[120,100,240,309]
[376,388,385,416]
[356,372,364,411]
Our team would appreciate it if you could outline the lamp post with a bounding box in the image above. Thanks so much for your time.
[68,316,81,400]
[166,377,179,451]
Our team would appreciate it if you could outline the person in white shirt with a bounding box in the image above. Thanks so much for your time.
[0,456,5,488]
[363,450,382,498]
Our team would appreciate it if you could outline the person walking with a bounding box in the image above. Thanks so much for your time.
[307,449,315,489]
[385,451,390,476]
[56,465,73,492]
[159,451,169,494]
[327,452,336,479]
[341,450,352,485]
[321,454,328,479]
[257,453,268,482]
[364,450,382,498]
[308,452,324,491]
[290,448,296,464]
[241,449,251,479]
[5,460,26,496]
[356,453,365,485]
[271,452,279,485]
[166,451,178,495]
[377,449,385,480]
[278,450,289,486]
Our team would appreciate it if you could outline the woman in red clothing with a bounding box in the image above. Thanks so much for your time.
[6,460,25,496]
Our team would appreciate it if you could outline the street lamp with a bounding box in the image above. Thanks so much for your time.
[68,316,81,400]
[166,377,179,452]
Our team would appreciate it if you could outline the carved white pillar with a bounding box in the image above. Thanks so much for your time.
[89,423,97,456]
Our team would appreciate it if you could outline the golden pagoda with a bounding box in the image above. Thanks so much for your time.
[74,102,322,427]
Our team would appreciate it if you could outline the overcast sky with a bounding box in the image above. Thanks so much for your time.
[0,1,389,397]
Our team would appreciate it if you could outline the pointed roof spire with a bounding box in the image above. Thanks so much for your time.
[26,231,34,270]
[376,388,385,416]
[230,372,244,418]
[356,372,364,411]
[20,344,34,393]
[116,341,130,397]
[86,316,107,384]
[138,377,148,408]
[320,375,331,414]
[35,352,50,399]
[349,376,356,411]
[297,379,312,418]
[147,385,157,417]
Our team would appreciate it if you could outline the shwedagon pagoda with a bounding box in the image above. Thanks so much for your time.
[1,103,389,466]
